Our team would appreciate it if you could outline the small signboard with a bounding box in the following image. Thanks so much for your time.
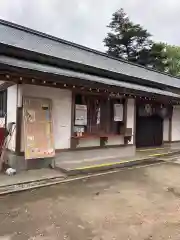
[75,105,87,126]
[114,104,123,121]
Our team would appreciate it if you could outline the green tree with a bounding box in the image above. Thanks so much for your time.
[165,45,180,76]
[104,8,168,72]
[139,43,169,72]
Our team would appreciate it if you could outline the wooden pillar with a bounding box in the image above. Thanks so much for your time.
[70,92,76,149]
[133,99,137,145]
[168,106,173,142]
[15,84,23,155]
[123,98,128,144]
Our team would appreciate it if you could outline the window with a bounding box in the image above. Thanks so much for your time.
[73,93,124,137]
[74,94,101,136]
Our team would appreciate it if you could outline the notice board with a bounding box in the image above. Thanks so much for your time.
[23,97,55,160]
[75,105,87,126]
[114,104,123,121]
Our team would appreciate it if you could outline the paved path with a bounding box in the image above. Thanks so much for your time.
[0,143,178,195]
[0,144,179,194]
[1,163,180,239]
[0,169,65,188]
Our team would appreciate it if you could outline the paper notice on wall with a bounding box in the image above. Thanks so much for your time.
[114,104,123,121]
[74,126,85,133]
[75,105,87,126]
[97,107,100,125]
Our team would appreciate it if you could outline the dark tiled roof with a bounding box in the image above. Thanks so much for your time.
[0,19,180,90]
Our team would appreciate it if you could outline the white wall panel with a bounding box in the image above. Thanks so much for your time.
[7,85,17,151]
[126,98,135,144]
[172,106,180,141]
[163,118,169,141]
[22,84,72,150]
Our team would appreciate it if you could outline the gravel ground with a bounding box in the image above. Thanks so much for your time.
[1,163,180,239]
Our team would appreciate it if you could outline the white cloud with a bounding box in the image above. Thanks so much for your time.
[0,0,179,51]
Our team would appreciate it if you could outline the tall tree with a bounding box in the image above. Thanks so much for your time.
[138,43,169,72]
[104,8,168,72]
[165,45,180,76]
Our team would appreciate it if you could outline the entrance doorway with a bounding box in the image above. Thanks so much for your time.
[136,100,164,148]
[136,115,163,148]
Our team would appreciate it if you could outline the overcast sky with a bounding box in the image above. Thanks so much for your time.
[0,0,179,51]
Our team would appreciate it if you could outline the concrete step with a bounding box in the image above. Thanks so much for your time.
[55,149,180,176]
[55,157,164,176]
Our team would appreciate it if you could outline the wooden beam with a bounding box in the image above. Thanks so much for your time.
[169,108,173,142]
[15,107,22,155]
[70,92,75,149]
[0,71,178,104]
[133,99,137,145]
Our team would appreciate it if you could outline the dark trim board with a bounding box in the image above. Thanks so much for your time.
[133,100,136,145]
[169,116,172,142]
[70,92,75,149]
[123,98,128,145]
[1,69,180,107]
[1,56,180,100]
[15,106,22,154]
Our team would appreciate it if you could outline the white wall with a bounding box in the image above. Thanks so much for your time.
[20,87,135,151]
[171,105,180,141]
[22,84,72,150]
[163,118,169,141]
[7,85,17,151]
[126,98,135,144]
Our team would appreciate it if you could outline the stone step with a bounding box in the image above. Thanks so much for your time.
[55,157,164,176]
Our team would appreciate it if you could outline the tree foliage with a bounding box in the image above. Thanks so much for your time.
[104,8,168,72]
[165,45,180,77]
[144,43,169,72]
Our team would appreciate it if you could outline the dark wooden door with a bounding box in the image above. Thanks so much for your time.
[136,115,163,148]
